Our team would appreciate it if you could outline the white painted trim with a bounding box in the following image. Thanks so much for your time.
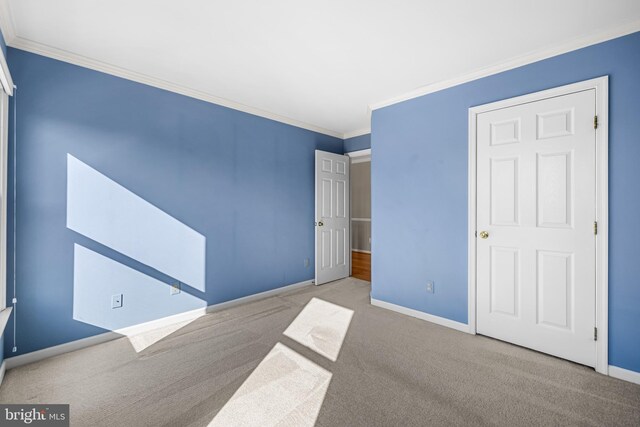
[609,365,640,385]
[1,2,368,137]
[0,50,12,96]
[371,298,470,334]
[6,330,122,370]
[0,307,12,336]
[345,148,371,158]
[594,78,609,377]
[0,0,15,96]
[467,105,477,336]
[371,20,640,111]
[347,148,371,270]
[467,76,609,374]
[0,1,17,45]
[5,38,342,138]
[343,128,371,139]
[115,306,208,338]
[205,279,313,312]
[0,93,8,310]
[0,360,6,388]
[5,279,313,370]
[350,157,370,164]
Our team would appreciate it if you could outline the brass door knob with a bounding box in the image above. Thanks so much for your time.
[318,221,324,227]
[479,231,489,239]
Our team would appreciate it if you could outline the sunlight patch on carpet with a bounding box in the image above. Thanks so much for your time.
[283,298,354,362]
[209,343,331,426]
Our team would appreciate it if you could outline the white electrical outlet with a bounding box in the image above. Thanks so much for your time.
[426,281,435,294]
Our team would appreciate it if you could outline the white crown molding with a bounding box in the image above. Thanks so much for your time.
[6,35,344,138]
[343,128,371,139]
[4,10,638,138]
[0,0,346,137]
[0,0,17,45]
[370,19,640,111]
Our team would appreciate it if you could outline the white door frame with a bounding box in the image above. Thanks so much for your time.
[346,148,371,276]
[467,76,609,374]
[346,148,371,163]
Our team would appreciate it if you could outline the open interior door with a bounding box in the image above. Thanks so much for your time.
[315,150,350,285]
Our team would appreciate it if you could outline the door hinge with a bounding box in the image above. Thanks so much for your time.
[594,115,598,129]
[594,327,598,341]
[594,221,598,235]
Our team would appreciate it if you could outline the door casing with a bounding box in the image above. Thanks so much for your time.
[346,148,372,277]
[467,76,609,374]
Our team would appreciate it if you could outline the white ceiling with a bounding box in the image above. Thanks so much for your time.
[1,0,640,137]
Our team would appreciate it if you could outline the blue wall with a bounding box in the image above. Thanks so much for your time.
[371,32,640,374]
[5,48,343,357]
[344,134,371,153]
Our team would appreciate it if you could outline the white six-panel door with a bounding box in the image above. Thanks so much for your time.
[315,150,350,285]
[476,89,597,367]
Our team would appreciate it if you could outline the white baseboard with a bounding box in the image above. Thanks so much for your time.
[369,299,640,385]
[5,279,313,370]
[205,279,313,313]
[609,365,640,385]
[6,331,122,370]
[370,298,470,334]
[373,300,640,386]
[351,249,371,254]
[115,307,208,338]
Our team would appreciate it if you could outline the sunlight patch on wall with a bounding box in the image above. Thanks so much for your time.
[120,317,203,353]
[209,343,331,427]
[283,298,354,362]
[73,244,206,352]
[67,154,206,291]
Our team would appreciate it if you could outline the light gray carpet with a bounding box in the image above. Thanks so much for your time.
[1,278,639,426]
